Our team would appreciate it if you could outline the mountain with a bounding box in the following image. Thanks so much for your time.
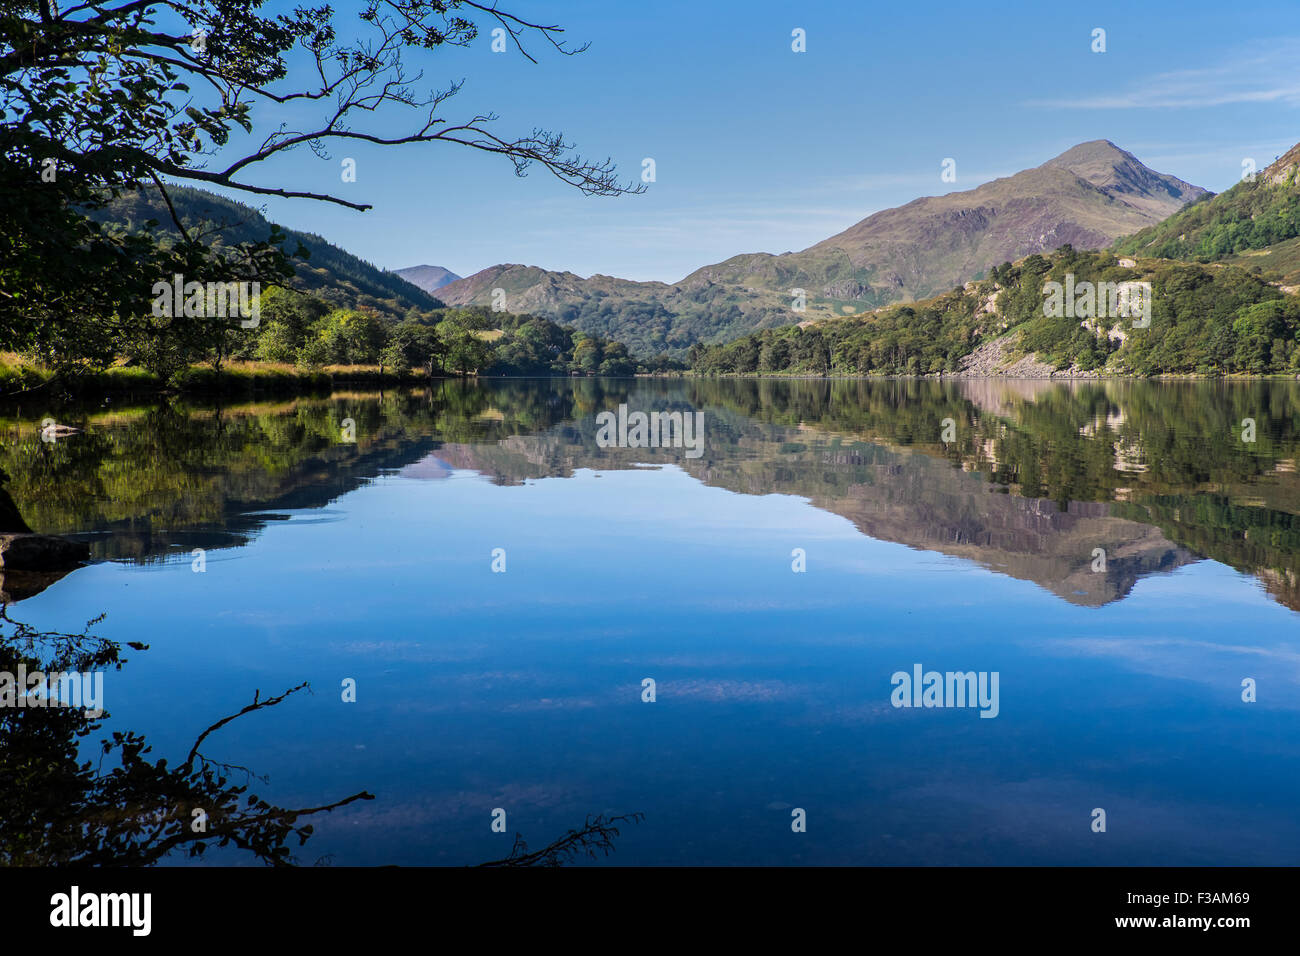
[437,141,1208,355]
[94,186,444,319]
[1115,141,1300,286]
[682,141,1207,303]
[394,264,462,292]
[435,263,795,356]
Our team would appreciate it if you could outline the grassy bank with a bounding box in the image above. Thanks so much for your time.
[0,356,430,402]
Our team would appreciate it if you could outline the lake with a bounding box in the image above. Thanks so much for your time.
[4,377,1299,865]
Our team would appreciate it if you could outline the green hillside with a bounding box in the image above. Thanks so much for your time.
[1114,142,1300,271]
[435,263,811,356]
[92,186,443,319]
[690,247,1300,377]
[1226,236,1300,287]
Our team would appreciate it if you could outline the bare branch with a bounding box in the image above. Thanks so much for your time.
[477,813,645,867]
[184,681,310,772]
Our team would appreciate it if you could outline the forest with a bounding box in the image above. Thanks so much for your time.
[689,247,1300,377]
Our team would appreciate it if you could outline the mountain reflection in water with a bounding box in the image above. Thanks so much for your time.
[7,377,1291,610]
[4,377,1299,865]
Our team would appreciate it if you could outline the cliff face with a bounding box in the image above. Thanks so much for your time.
[1263,141,1300,187]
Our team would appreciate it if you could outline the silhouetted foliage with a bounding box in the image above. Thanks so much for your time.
[0,607,372,865]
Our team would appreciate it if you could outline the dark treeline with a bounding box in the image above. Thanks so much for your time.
[220,287,684,379]
[2,282,685,397]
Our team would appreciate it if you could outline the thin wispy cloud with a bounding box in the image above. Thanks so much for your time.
[1133,141,1296,166]
[817,170,1014,193]
[1028,38,1300,110]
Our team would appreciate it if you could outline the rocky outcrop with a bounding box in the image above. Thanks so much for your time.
[0,533,90,571]
[0,533,88,603]
[0,482,33,534]
[952,333,1103,379]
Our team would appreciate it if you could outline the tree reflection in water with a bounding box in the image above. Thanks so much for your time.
[0,607,640,867]
[0,606,372,866]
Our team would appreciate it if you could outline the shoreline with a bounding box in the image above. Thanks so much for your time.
[0,360,434,405]
[5,361,1300,408]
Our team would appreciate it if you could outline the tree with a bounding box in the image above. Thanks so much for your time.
[438,321,491,376]
[597,340,634,376]
[120,312,200,383]
[382,317,442,375]
[477,813,644,867]
[572,332,602,374]
[251,286,316,362]
[313,308,387,365]
[0,1,641,373]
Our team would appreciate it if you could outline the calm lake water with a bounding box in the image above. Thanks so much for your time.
[4,377,1300,865]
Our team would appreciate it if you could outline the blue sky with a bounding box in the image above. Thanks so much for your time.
[211,0,1300,283]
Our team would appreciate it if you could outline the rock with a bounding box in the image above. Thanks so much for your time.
[0,533,90,571]
[0,568,77,604]
[0,477,33,534]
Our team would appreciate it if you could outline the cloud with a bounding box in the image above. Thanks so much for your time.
[816,170,1014,193]
[1028,38,1300,110]
[1126,140,1298,170]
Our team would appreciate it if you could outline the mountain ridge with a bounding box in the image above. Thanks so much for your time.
[681,140,1206,300]
[394,264,462,292]
[437,141,1209,355]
